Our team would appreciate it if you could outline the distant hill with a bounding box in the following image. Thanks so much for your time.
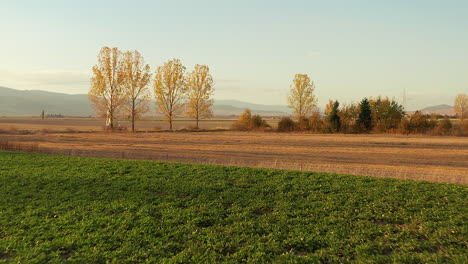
[418,104,455,116]
[0,86,92,116]
[0,87,290,117]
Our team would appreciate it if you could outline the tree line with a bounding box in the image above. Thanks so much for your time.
[234,73,468,136]
[88,47,468,135]
[88,47,214,132]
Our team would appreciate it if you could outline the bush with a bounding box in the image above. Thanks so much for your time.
[231,109,252,131]
[327,101,341,133]
[277,117,295,132]
[452,120,468,136]
[407,111,429,134]
[296,117,311,131]
[250,115,269,129]
[438,117,453,135]
[231,109,270,131]
[309,110,324,132]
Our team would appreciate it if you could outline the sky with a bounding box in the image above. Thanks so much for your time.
[0,0,467,110]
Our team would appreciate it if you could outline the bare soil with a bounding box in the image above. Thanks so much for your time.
[0,117,237,131]
[1,118,467,184]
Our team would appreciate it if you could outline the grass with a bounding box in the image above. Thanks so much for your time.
[0,151,466,263]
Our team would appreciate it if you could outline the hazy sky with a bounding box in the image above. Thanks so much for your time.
[1,0,467,109]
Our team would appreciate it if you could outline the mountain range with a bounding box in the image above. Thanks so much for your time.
[0,86,455,117]
[0,86,291,117]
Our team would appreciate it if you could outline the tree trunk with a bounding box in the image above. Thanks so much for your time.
[132,100,136,133]
[196,118,199,129]
[110,113,114,130]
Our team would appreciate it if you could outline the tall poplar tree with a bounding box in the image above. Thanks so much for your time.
[185,65,214,129]
[153,59,186,130]
[122,50,152,132]
[89,47,125,130]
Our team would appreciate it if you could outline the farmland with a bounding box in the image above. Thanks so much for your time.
[0,151,467,263]
[0,117,241,131]
[1,117,467,184]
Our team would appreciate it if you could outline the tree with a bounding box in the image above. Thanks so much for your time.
[237,108,252,127]
[454,94,468,121]
[369,97,405,132]
[41,110,45,120]
[89,47,125,130]
[407,111,429,133]
[338,103,359,133]
[185,65,214,129]
[122,50,152,132]
[357,98,372,132]
[324,100,334,116]
[288,74,317,127]
[153,59,186,130]
[327,100,341,133]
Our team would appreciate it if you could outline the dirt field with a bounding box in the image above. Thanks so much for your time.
[1,118,467,184]
[0,117,240,131]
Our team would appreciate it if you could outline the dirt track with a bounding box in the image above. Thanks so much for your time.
[2,130,467,184]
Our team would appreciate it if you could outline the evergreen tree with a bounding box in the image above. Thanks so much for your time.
[358,98,372,132]
[328,100,341,132]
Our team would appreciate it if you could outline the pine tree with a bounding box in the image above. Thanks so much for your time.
[358,98,372,132]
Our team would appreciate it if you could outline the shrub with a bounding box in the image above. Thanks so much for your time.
[308,111,324,133]
[452,120,468,136]
[250,114,269,129]
[231,109,252,131]
[296,117,311,131]
[427,114,438,130]
[398,117,410,135]
[327,100,341,133]
[407,111,429,134]
[277,117,295,132]
[339,103,359,133]
[438,117,453,135]
[231,109,270,131]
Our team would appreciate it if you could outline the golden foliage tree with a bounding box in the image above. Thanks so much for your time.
[122,50,152,132]
[185,65,214,129]
[237,109,252,126]
[324,100,335,116]
[288,74,317,124]
[454,94,468,121]
[153,59,186,130]
[89,47,125,130]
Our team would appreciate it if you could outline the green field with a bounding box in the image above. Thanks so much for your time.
[0,152,466,263]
